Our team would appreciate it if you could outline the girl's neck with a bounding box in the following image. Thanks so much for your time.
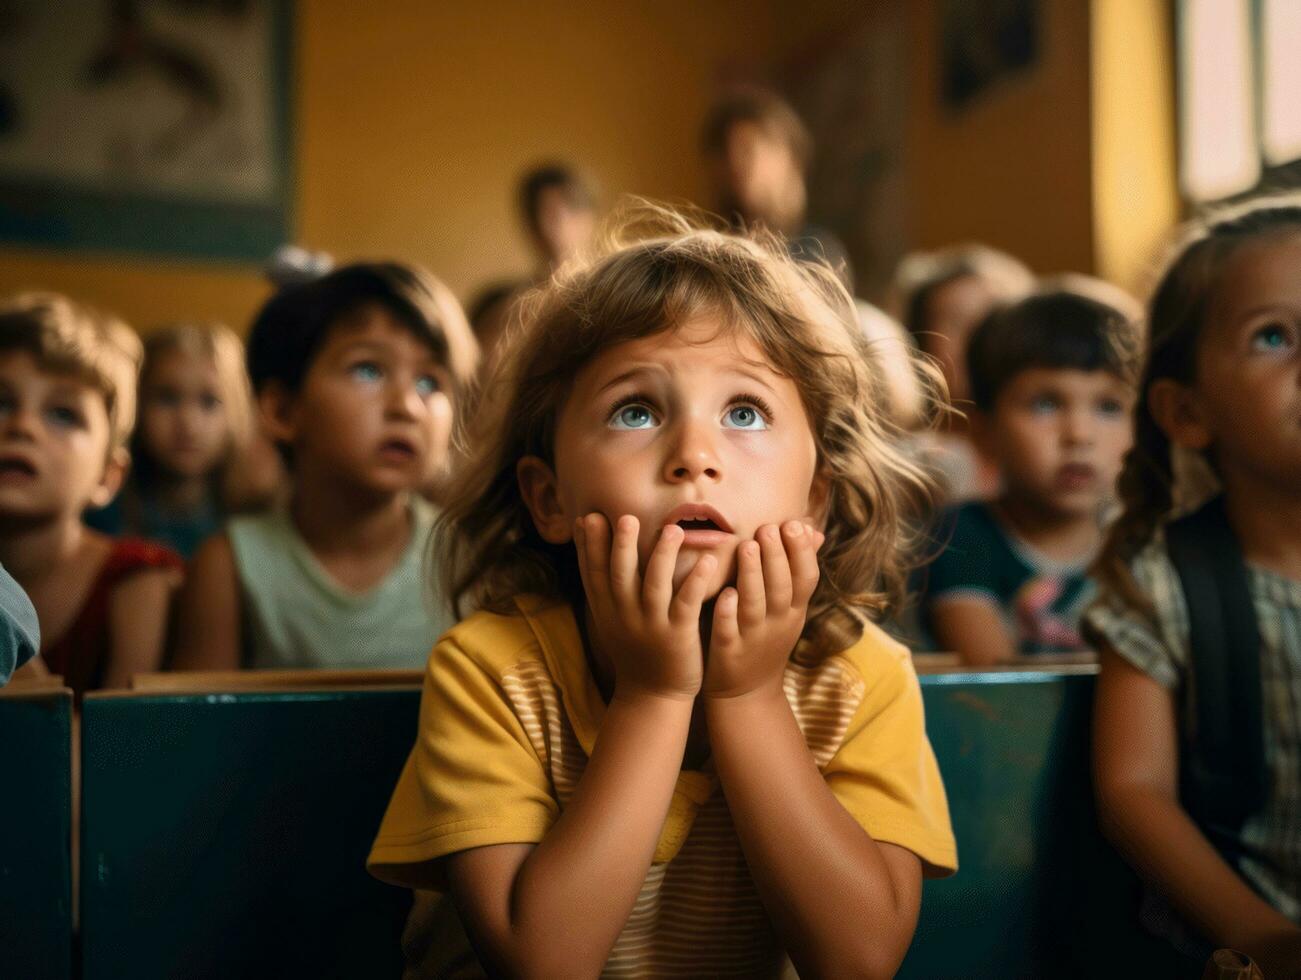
[1221,471,1301,580]
[139,469,212,514]
[288,474,410,558]
[0,514,86,585]
[994,492,1100,563]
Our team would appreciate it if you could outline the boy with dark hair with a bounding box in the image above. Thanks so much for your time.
[917,288,1142,665]
[174,262,478,671]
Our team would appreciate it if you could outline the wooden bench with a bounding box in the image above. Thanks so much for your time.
[0,684,74,980]
[77,665,1173,978]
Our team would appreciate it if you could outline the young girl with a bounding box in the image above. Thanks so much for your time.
[86,322,266,559]
[1087,199,1301,976]
[368,209,956,977]
[0,294,182,697]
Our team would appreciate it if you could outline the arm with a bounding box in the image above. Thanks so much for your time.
[102,567,182,688]
[705,521,920,977]
[446,693,692,979]
[1093,646,1301,976]
[170,533,242,670]
[445,514,714,979]
[707,691,921,978]
[928,595,1017,666]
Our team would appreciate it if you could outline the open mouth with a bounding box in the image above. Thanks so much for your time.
[0,458,37,477]
[677,517,721,532]
[379,439,417,459]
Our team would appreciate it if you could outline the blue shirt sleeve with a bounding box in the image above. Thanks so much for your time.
[0,561,40,684]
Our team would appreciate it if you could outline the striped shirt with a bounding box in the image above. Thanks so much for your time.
[369,595,956,978]
[1084,531,1301,925]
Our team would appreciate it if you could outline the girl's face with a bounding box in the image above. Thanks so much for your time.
[521,318,826,596]
[139,350,229,480]
[1182,233,1301,489]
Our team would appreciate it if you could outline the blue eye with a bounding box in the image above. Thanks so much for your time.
[723,404,768,430]
[46,405,82,428]
[415,374,440,397]
[1030,395,1060,414]
[1251,323,1294,352]
[1097,398,1126,418]
[609,403,657,430]
[349,361,383,383]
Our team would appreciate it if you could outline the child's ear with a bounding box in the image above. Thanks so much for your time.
[805,468,832,528]
[1148,379,1213,451]
[89,447,129,509]
[256,382,299,446]
[516,456,572,544]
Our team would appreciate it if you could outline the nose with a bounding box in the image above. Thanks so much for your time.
[1,403,38,442]
[384,372,424,421]
[1062,405,1096,447]
[663,416,721,484]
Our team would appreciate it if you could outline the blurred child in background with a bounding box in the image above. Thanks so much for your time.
[173,262,478,671]
[0,294,182,696]
[519,162,598,278]
[86,322,265,558]
[895,244,1035,502]
[917,287,1141,665]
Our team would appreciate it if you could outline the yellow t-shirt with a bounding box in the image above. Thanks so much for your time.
[368,595,956,978]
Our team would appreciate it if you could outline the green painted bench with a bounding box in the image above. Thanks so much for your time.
[79,668,1174,978]
[0,685,73,980]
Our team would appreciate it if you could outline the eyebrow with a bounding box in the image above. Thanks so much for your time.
[595,360,785,396]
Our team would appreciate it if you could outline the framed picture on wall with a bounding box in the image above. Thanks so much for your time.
[0,0,292,261]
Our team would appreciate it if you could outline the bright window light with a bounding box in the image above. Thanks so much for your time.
[1261,0,1301,165]
[1179,0,1259,200]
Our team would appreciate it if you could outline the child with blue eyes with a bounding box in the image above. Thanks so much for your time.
[367,208,956,978]
[173,262,479,671]
[0,294,182,697]
[1088,200,1301,974]
[85,322,260,559]
[915,287,1141,666]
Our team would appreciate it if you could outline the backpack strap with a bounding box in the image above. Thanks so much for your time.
[1164,496,1268,854]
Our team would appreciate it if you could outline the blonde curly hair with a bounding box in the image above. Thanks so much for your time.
[436,202,935,657]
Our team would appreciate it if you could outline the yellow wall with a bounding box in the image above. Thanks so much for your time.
[1090,0,1179,295]
[0,0,781,331]
[905,0,1096,275]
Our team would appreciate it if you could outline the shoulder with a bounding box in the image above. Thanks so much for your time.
[1084,529,1188,685]
[433,602,552,681]
[104,537,183,580]
[828,620,916,695]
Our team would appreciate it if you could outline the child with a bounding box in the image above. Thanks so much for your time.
[1087,200,1301,974]
[172,262,479,671]
[917,288,1141,665]
[85,322,258,558]
[367,209,956,977]
[519,162,598,277]
[895,244,1035,502]
[0,293,183,697]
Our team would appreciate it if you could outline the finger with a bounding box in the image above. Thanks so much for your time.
[670,552,716,624]
[578,514,613,610]
[642,524,684,615]
[788,524,822,607]
[608,514,642,615]
[762,524,795,610]
[710,586,741,653]
[736,538,766,627]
